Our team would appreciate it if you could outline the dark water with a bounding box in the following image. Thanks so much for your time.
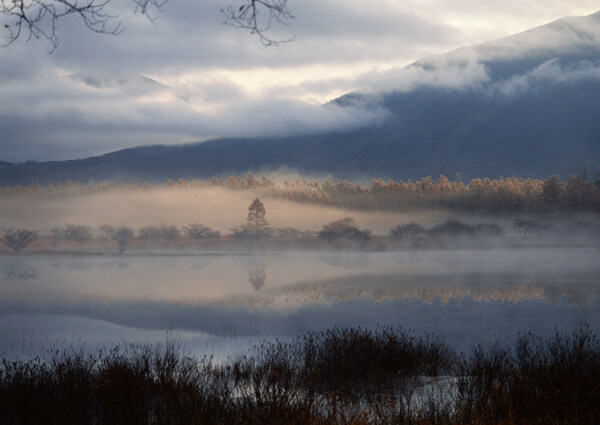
[1,247,599,358]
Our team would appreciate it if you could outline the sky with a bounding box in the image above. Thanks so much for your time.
[0,0,599,162]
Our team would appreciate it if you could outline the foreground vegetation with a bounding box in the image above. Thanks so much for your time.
[1,326,598,425]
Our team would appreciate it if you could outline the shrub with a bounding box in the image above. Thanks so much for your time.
[513,218,549,236]
[138,224,181,242]
[113,226,135,254]
[62,224,93,242]
[96,224,116,240]
[389,222,426,239]
[182,224,220,239]
[428,220,475,238]
[473,222,504,237]
[1,228,38,254]
[1,326,598,425]
[457,325,600,424]
[299,327,453,397]
[230,224,272,241]
[318,218,372,248]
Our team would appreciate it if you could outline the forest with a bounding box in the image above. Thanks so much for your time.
[2,170,600,255]
[1,169,599,214]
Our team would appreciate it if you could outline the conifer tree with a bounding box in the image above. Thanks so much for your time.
[247,198,268,232]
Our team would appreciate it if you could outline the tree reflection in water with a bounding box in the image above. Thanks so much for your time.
[2,261,39,282]
[248,264,267,291]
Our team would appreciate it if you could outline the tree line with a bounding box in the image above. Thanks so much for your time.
[2,169,599,213]
[5,208,595,255]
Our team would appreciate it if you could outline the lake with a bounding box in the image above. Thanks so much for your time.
[1,247,599,359]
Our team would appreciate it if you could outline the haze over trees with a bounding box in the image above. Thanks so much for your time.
[231,198,271,241]
[182,224,220,239]
[1,171,598,254]
[0,228,38,254]
[113,226,135,254]
[51,224,93,243]
[390,223,426,240]
[96,224,116,240]
[3,170,598,214]
[138,224,181,242]
[513,218,547,237]
[318,217,371,248]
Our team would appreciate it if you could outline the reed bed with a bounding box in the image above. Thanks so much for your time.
[1,325,598,424]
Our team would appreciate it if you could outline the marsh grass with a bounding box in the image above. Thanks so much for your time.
[0,326,598,424]
[456,324,600,425]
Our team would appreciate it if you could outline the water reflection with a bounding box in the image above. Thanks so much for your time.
[51,258,92,272]
[0,248,599,355]
[252,272,600,306]
[248,265,267,291]
[2,261,38,282]
[318,253,371,269]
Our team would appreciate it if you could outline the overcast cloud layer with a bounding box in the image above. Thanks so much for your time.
[1,0,599,161]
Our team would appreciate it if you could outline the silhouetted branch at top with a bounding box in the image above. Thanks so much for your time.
[221,0,294,46]
[4,0,125,51]
[1,0,292,51]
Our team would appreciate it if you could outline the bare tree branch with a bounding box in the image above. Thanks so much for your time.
[1,0,138,51]
[221,0,294,46]
[131,0,167,21]
[1,0,294,51]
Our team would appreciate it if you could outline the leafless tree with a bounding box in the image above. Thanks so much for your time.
[182,223,220,239]
[113,225,134,254]
[2,0,292,50]
[138,223,180,242]
[96,223,116,240]
[1,228,38,254]
[62,224,93,242]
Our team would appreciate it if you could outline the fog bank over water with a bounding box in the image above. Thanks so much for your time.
[1,249,598,356]
[0,187,446,235]
[1,183,599,359]
[2,250,598,305]
[2,186,599,245]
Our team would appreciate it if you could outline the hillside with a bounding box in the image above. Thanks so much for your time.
[1,11,600,185]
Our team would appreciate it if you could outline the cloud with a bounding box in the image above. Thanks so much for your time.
[494,59,600,96]
[1,1,599,161]
[0,68,387,161]
[353,58,491,94]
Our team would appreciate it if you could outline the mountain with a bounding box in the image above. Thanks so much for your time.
[2,12,600,185]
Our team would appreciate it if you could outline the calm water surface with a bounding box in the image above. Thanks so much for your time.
[1,247,599,358]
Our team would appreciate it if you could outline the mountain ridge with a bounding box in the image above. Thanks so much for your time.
[2,11,600,185]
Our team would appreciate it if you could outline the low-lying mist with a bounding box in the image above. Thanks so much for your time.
[0,186,449,236]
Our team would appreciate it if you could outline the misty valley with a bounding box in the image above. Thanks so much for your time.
[1,176,599,424]
[1,175,599,354]
[4,3,600,423]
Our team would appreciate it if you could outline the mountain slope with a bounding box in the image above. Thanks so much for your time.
[2,11,600,185]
